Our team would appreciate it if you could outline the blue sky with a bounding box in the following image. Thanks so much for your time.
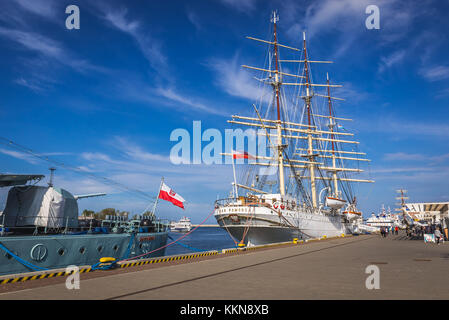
[1,0,449,222]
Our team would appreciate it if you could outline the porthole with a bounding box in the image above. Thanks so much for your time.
[139,243,143,249]
[58,248,65,256]
[113,245,119,251]
[79,247,86,254]
[5,253,12,260]
[97,246,103,253]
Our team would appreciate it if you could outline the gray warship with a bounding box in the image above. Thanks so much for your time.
[0,173,168,276]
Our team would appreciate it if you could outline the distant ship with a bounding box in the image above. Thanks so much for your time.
[214,12,374,246]
[0,172,168,276]
[365,205,400,229]
[170,217,192,233]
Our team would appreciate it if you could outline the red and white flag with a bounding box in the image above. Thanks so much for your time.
[158,182,185,209]
[232,150,255,159]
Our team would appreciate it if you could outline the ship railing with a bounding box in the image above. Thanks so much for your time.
[214,197,315,215]
[0,214,171,236]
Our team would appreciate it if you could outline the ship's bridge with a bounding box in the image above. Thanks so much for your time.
[215,193,299,211]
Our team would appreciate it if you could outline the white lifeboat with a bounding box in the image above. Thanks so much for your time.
[342,211,362,221]
[325,196,346,209]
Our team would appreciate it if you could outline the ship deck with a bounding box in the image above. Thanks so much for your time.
[0,231,448,300]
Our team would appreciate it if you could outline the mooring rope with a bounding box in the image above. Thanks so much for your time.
[0,242,49,272]
[167,235,207,252]
[119,209,216,262]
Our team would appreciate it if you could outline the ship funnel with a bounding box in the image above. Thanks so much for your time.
[48,167,56,187]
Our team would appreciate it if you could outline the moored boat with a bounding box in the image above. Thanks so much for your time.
[214,11,374,246]
[0,173,169,276]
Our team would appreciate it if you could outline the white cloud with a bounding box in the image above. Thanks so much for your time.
[207,54,270,103]
[0,26,106,92]
[378,50,406,73]
[383,152,427,161]
[156,87,228,116]
[14,77,45,92]
[0,148,39,164]
[99,7,168,78]
[113,137,169,162]
[186,8,202,31]
[0,27,63,58]
[15,0,57,19]
[419,65,449,82]
[383,152,449,163]
[219,0,258,13]
[361,116,449,139]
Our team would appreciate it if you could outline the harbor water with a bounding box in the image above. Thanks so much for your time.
[164,227,236,256]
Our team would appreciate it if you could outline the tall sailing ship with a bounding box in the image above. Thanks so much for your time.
[214,12,374,246]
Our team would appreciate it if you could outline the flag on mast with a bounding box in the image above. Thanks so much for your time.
[158,182,186,209]
[232,150,255,159]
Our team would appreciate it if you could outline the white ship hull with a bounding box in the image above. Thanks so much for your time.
[170,216,192,233]
[214,197,352,246]
[171,226,191,232]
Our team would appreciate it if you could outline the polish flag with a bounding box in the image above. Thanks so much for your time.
[158,183,185,209]
[232,150,255,159]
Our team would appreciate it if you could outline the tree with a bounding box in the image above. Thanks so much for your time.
[81,209,95,217]
[96,208,117,220]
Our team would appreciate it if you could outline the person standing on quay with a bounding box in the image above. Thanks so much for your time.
[435,228,443,245]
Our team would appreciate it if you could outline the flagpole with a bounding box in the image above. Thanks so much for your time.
[232,152,238,198]
[151,177,164,217]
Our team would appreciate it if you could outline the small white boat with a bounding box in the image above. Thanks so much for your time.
[170,216,192,232]
[342,210,362,221]
[325,196,347,210]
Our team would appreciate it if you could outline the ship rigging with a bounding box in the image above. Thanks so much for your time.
[214,11,374,246]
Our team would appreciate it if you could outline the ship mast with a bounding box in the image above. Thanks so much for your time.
[302,32,318,208]
[395,189,409,213]
[326,73,338,198]
[271,11,286,196]
[222,12,374,206]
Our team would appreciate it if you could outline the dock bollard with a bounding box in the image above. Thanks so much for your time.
[93,257,117,270]
[293,238,298,244]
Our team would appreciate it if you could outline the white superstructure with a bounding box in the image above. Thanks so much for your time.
[365,205,401,229]
[170,216,192,232]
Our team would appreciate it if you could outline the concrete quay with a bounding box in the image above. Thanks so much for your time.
[0,233,448,300]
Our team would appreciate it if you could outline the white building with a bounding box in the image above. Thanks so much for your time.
[404,202,449,224]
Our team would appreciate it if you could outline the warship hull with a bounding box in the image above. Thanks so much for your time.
[0,231,168,276]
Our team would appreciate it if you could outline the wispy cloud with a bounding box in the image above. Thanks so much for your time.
[207,54,270,103]
[0,27,63,59]
[15,0,58,19]
[98,6,169,80]
[436,88,449,99]
[112,137,169,162]
[114,76,229,116]
[378,50,406,73]
[14,77,45,92]
[186,7,202,31]
[361,116,449,139]
[0,148,39,164]
[419,65,449,82]
[0,26,106,91]
[219,0,258,13]
[156,87,228,116]
[383,152,449,163]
